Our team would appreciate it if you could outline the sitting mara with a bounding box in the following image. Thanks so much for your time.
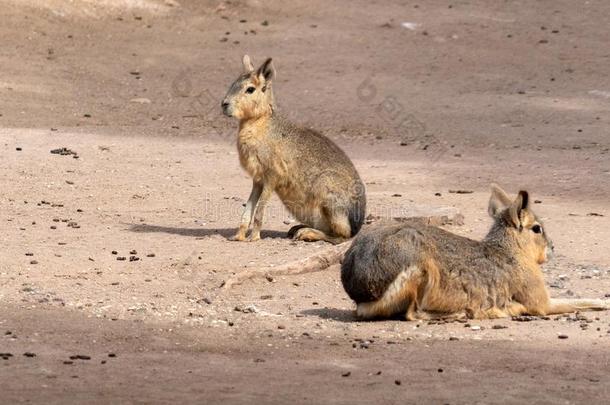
[341,184,608,320]
[221,55,366,244]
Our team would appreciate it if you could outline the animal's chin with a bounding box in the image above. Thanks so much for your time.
[539,248,553,264]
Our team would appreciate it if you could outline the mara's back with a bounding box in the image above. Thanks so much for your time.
[269,115,360,180]
[268,114,366,235]
[341,220,502,303]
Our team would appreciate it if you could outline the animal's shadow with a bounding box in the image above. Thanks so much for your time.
[128,224,287,240]
[301,307,407,323]
[301,307,358,323]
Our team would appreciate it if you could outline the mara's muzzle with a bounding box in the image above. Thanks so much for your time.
[221,100,232,117]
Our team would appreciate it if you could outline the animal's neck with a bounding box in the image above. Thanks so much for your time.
[483,224,539,269]
[483,221,507,245]
[238,113,272,140]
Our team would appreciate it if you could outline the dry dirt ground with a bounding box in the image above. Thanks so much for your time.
[1,0,610,404]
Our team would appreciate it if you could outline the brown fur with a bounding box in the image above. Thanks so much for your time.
[221,55,366,243]
[341,184,608,320]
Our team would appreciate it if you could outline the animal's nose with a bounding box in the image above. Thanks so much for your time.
[221,101,229,108]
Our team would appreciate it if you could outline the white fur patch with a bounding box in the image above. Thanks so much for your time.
[356,265,419,319]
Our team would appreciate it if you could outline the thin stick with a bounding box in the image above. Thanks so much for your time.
[222,241,351,289]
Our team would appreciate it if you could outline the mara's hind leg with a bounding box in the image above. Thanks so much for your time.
[356,266,421,320]
[294,215,351,245]
[287,224,308,238]
[293,208,351,245]
[293,227,343,244]
[324,206,352,239]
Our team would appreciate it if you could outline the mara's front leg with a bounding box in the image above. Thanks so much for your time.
[231,181,263,241]
[247,183,274,242]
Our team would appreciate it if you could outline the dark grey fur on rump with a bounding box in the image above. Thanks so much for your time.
[341,223,424,303]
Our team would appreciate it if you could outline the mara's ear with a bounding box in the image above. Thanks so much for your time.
[256,58,275,82]
[507,190,530,228]
[242,55,254,73]
[488,183,513,218]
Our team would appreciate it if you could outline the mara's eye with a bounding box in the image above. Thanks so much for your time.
[245,86,256,94]
[532,224,542,234]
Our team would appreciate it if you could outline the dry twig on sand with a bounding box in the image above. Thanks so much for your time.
[222,241,351,289]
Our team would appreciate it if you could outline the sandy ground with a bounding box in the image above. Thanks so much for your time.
[1,0,609,403]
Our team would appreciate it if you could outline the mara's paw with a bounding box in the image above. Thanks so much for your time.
[229,233,247,242]
[247,233,261,242]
